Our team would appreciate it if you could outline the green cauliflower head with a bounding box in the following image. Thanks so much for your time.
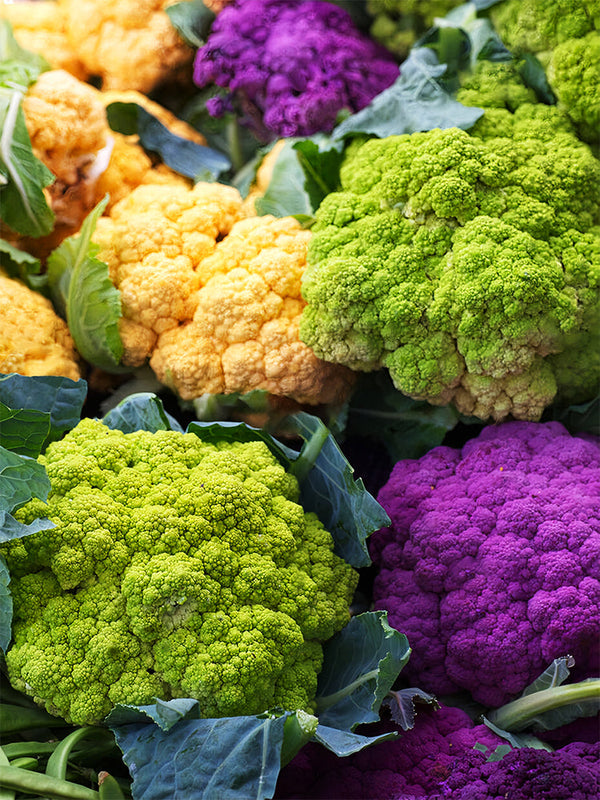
[2,418,359,725]
[300,123,600,421]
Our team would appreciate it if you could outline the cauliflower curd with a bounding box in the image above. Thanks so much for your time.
[2,418,359,726]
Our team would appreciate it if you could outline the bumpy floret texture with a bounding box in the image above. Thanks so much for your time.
[2,418,358,725]
[439,741,600,799]
[193,0,399,140]
[0,270,81,381]
[275,704,600,799]
[367,0,464,58]
[488,0,599,145]
[300,123,600,421]
[370,421,600,707]
[93,183,355,405]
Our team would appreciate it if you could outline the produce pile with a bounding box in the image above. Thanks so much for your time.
[0,1,598,798]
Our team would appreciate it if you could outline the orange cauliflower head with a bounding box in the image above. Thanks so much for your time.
[0,271,81,381]
[93,182,355,406]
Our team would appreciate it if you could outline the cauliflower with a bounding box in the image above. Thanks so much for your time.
[0,269,81,381]
[299,119,600,421]
[93,181,355,406]
[20,69,112,245]
[369,420,600,707]
[487,0,599,146]
[58,0,195,93]
[1,0,195,93]
[193,0,399,140]
[0,0,87,81]
[2,417,359,726]
[276,704,600,800]
[366,0,465,58]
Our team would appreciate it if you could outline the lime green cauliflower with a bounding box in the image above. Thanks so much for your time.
[2,418,359,726]
[299,89,600,421]
[367,0,464,58]
[487,0,599,147]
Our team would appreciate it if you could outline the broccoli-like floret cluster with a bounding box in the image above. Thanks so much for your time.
[367,0,465,58]
[487,0,599,146]
[300,116,600,421]
[370,421,600,707]
[2,418,359,725]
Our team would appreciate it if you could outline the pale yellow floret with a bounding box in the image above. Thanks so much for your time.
[0,1,87,81]
[0,270,81,382]
[93,183,355,404]
[58,0,195,93]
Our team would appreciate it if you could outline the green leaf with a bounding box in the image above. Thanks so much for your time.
[0,404,51,458]
[487,656,600,733]
[0,557,11,653]
[481,717,554,751]
[315,611,411,730]
[111,714,288,800]
[345,372,468,462]
[0,446,50,513]
[292,137,344,212]
[313,724,397,756]
[106,698,201,732]
[0,20,50,77]
[46,198,125,372]
[106,102,231,181]
[0,87,55,238]
[166,0,216,49]
[0,238,42,286]
[544,394,600,437]
[254,140,313,218]
[332,47,483,140]
[0,373,87,451]
[283,413,390,567]
[102,393,184,434]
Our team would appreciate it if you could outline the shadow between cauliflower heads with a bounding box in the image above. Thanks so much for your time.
[2,418,359,726]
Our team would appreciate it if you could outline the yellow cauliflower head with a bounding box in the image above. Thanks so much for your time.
[0,271,81,382]
[93,183,355,406]
[58,0,194,93]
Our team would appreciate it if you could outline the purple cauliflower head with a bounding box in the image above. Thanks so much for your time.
[193,0,399,139]
[370,421,600,707]
[440,741,600,800]
[274,705,505,799]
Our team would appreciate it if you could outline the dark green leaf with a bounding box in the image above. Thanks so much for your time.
[332,48,483,140]
[46,198,124,372]
[292,137,344,212]
[0,403,50,458]
[315,611,411,730]
[0,373,87,449]
[281,711,319,767]
[254,140,313,218]
[346,372,465,462]
[106,103,231,181]
[544,395,600,436]
[284,413,390,568]
[112,714,288,800]
[0,446,50,513]
[102,393,184,434]
[517,53,557,104]
[0,556,11,653]
[106,698,201,732]
[0,512,54,544]
[481,718,554,751]
[166,0,216,49]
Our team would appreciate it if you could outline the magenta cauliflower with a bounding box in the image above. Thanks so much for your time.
[370,421,600,707]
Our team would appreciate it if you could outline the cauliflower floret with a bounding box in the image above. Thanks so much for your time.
[59,0,194,93]
[0,269,81,381]
[2,419,359,725]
